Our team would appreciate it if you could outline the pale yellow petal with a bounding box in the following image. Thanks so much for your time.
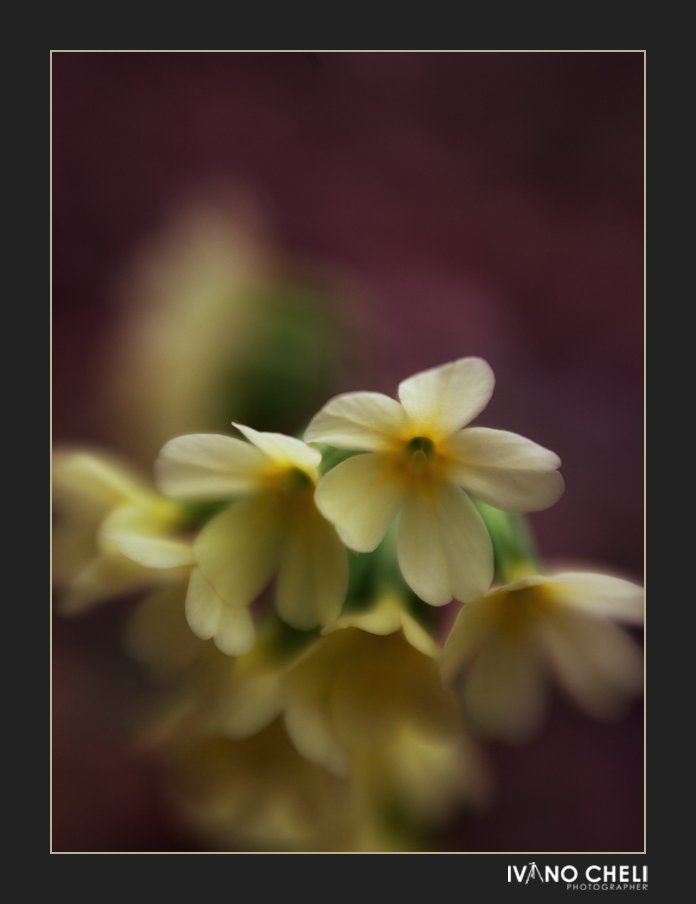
[324,605,403,637]
[304,392,409,451]
[538,608,644,719]
[381,726,479,823]
[185,566,224,640]
[314,452,405,552]
[461,633,548,743]
[444,427,564,513]
[440,596,495,684]
[397,481,493,605]
[155,433,269,500]
[53,450,153,507]
[57,548,155,615]
[281,637,352,777]
[322,594,440,658]
[100,504,194,569]
[283,703,351,778]
[110,535,195,570]
[552,572,644,625]
[124,581,203,680]
[397,357,495,436]
[233,423,321,473]
[208,671,284,739]
[401,616,441,660]
[193,496,282,607]
[215,605,256,657]
[275,507,348,630]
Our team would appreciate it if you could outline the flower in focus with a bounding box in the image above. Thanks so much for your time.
[440,570,644,744]
[280,593,490,844]
[155,424,349,647]
[52,450,194,615]
[305,357,564,605]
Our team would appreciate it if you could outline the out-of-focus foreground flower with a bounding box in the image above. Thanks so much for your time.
[441,569,644,744]
[305,357,564,606]
[136,596,490,852]
[280,592,490,850]
[52,450,194,615]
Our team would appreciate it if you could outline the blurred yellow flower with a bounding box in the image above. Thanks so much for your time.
[102,194,272,465]
[441,570,644,744]
[136,617,357,852]
[139,617,311,745]
[52,450,194,615]
[155,424,349,643]
[166,720,355,852]
[305,357,564,606]
[280,593,490,837]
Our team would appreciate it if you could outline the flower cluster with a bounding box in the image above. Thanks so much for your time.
[53,357,643,852]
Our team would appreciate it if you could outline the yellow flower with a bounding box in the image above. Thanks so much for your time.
[441,570,644,744]
[165,720,355,852]
[280,594,490,833]
[52,450,194,615]
[139,618,312,745]
[154,424,349,648]
[305,357,564,606]
[102,195,273,465]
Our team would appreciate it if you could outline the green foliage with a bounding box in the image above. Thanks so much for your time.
[470,497,542,583]
[218,283,345,436]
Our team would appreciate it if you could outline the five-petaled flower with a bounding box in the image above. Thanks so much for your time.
[155,424,349,652]
[304,358,564,606]
[440,569,644,743]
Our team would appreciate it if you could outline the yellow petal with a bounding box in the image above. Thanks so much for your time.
[397,481,493,605]
[207,671,285,739]
[314,452,405,552]
[193,496,282,608]
[53,450,153,507]
[281,636,352,777]
[233,423,321,474]
[324,604,403,637]
[185,570,254,656]
[462,633,548,743]
[185,566,224,640]
[100,504,194,569]
[304,392,409,451]
[538,608,643,719]
[400,613,442,659]
[323,593,441,658]
[284,702,351,778]
[155,433,269,500]
[552,572,644,624]
[376,725,485,823]
[444,427,564,513]
[275,507,348,630]
[397,357,495,436]
[124,580,203,680]
[215,605,256,657]
[57,548,155,615]
[440,596,495,684]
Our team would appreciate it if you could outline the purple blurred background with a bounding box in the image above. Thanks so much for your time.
[52,51,644,853]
